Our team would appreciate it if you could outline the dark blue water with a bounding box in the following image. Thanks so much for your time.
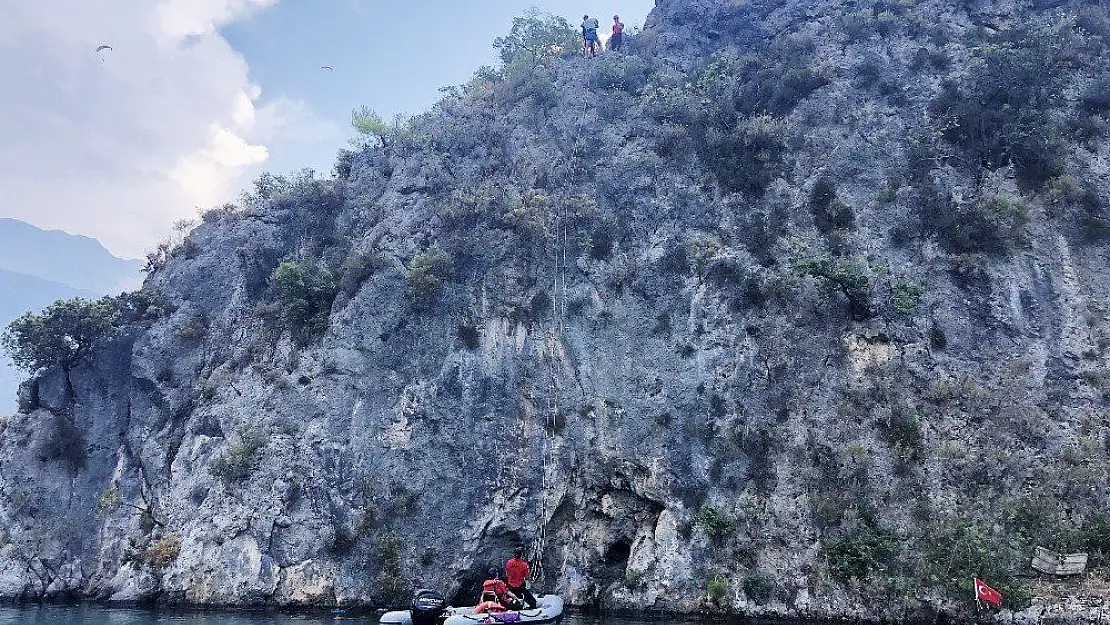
[0,607,728,625]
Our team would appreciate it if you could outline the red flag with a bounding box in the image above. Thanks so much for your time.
[974,578,1003,606]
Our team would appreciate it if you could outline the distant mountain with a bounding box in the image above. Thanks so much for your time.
[0,218,142,294]
[0,218,142,415]
[0,268,99,321]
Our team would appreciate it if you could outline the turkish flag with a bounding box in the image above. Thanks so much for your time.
[974,578,1003,606]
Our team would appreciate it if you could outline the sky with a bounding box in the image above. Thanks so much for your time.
[0,0,653,259]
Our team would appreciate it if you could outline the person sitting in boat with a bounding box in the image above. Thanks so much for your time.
[474,591,506,615]
[482,568,522,609]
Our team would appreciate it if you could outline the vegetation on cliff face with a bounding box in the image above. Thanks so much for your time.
[3,291,162,374]
[2,1,1110,621]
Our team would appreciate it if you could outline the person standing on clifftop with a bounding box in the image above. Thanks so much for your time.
[505,547,537,609]
[609,15,625,52]
[581,14,600,56]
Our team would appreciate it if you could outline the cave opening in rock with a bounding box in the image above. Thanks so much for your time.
[605,538,632,566]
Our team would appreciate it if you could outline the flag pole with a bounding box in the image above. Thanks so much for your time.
[973,575,982,624]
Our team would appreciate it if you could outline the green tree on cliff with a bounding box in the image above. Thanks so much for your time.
[493,9,579,71]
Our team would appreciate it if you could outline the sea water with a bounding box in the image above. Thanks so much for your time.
[0,606,808,625]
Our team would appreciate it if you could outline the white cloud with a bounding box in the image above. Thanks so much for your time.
[155,0,277,41]
[170,124,270,207]
[0,0,325,258]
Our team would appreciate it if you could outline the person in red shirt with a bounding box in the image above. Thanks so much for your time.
[482,568,521,609]
[610,15,625,52]
[474,591,505,615]
[504,548,537,609]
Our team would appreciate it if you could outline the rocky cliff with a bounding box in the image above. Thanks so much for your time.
[2,0,1109,622]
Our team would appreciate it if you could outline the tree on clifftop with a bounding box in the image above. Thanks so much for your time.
[2,292,162,373]
[493,9,579,71]
[3,299,117,373]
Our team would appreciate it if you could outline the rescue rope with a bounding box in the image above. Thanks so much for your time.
[530,174,572,586]
[531,63,591,587]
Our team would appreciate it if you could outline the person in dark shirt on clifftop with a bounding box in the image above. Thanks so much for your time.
[581,14,600,56]
[505,547,537,609]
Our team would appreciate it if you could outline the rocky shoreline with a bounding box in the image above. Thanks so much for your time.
[0,0,1107,622]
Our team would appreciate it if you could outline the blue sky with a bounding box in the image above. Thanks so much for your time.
[221,1,654,174]
[1,0,653,257]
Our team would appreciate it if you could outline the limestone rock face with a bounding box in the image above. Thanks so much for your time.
[1,0,1108,622]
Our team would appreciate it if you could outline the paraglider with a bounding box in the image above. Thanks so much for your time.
[95,44,113,62]
[321,65,334,71]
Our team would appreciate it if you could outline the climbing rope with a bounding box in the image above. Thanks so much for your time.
[531,66,592,586]
[530,184,572,586]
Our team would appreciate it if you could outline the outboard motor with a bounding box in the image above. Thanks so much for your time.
[411,589,447,625]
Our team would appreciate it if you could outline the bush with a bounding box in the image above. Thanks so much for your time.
[695,53,829,117]
[693,505,735,539]
[707,574,729,605]
[591,56,649,92]
[209,430,267,484]
[589,229,614,261]
[270,261,338,345]
[408,249,452,310]
[238,170,340,212]
[924,522,1031,610]
[625,568,647,588]
[658,241,690,275]
[809,177,855,232]
[504,70,558,107]
[374,531,409,604]
[705,257,747,290]
[97,487,121,516]
[910,47,949,72]
[351,109,431,152]
[793,257,872,320]
[699,115,785,196]
[640,83,696,125]
[890,280,924,315]
[500,189,551,238]
[199,203,241,223]
[742,574,774,605]
[143,535,181,569]
[881,410,924,465]
[174,314,208,343]
[35,415,86,471]
[768,68,830,114]
[351,107,390,147]
[1076,7,1110,40]
[340,248,385,297]
[3,299,114,373]
[928,26,1071,188]
[1080,75,1110,115]
[824,526,895,580]
[930,324,948,350]
[688,235,721,277]
[1077,516,1110,566]
[1047,175,1109,241]
[922,194,1028,254]
[456,324,480,351]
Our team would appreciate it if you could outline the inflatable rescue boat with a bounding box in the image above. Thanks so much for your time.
[381,590,564,625]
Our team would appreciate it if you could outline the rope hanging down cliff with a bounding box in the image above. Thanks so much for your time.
[530,184,571,586]
[531,68,594,585]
